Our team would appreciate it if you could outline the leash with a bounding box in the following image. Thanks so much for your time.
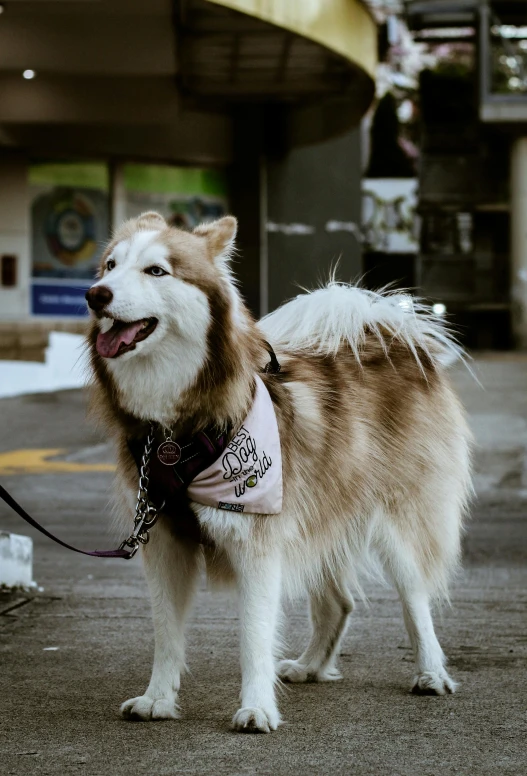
[0,483,132,559]
[0,427,160,560]
[0,344,282,561]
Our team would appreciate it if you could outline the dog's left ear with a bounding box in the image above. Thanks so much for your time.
[194,216,237,264]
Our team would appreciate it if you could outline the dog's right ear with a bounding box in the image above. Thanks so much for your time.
[135,211,167,230]
[194,216,237,265]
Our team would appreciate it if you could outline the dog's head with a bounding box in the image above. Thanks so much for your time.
[86,212,251,422]
[87,211,238,361]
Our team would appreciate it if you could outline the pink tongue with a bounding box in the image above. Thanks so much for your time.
[96,321,145,358]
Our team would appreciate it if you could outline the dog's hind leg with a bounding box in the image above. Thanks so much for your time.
[278,579,353,683]
[120,518,200,721]
[375,518,458,696]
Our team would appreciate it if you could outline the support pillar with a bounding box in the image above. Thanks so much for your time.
[510,137,527,349]
[266,128,362,312]
[229,106,267,318]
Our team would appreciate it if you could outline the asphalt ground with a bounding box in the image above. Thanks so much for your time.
[0,355,526,776]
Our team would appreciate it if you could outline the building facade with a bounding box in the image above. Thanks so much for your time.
[0,0,377,358]
[405,0,527,348]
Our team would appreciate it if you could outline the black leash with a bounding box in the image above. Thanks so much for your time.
[0,483,132,558]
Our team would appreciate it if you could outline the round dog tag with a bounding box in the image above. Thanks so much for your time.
[157,441,181,466]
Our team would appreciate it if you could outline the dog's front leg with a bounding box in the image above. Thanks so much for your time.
[230,548,282,733]
[121,518,200,721]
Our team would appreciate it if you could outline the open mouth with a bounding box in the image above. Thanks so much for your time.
[96,317,158,358]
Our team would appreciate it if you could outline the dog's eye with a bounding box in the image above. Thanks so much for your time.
[106,259,116,272]
[145,266,168,277]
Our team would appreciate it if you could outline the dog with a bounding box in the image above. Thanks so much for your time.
[85,211,472,733]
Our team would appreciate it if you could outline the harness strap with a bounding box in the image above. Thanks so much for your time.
[263,341,281,374]
[127,427,230,509]
[0,483,133,559]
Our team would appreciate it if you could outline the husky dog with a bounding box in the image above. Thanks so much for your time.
[86,212,471,733]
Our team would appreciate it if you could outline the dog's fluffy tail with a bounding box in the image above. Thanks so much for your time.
[259,283,462,369]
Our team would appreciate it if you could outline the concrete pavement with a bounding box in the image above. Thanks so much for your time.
[0,355,526,775]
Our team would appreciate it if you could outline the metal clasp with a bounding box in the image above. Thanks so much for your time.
[119,537,140,559]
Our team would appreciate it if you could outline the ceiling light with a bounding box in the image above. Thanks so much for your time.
[22,69,36,80]
[433,303,446,317]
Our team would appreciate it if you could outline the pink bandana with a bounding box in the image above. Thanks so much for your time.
[187,376,283,514]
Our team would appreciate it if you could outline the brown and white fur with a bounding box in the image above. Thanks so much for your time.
[86,212,472,733]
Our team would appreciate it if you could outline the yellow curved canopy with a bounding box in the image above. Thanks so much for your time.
[206,0,377,79]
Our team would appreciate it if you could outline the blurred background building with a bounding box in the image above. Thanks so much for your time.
[367,0,527,349]
[1,0,527,358]
[0,0,376,359]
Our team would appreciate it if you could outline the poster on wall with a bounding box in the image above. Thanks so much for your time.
[30,163,229,317]
[361,179,419,254]
[30,163,109,316]
[123,165,228,227]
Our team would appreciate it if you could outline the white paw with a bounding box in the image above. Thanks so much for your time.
[120,695,179,721]
[232,706,280,733]
[411,670,457,696]
[278,659,342,683]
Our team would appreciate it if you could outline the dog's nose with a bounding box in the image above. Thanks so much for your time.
[85,285,113,313]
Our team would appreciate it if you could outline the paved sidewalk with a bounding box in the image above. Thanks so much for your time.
[0,355,526,775]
